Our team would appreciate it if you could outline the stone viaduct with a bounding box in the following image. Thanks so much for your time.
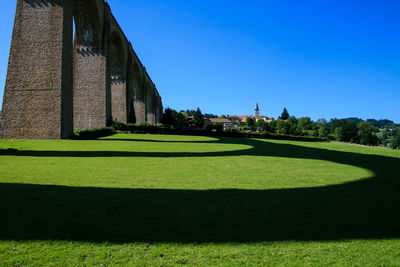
[1,0,163,139]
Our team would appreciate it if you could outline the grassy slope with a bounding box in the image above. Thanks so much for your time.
[0,134,399,266]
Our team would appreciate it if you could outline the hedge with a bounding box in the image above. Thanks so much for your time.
[112,123,328,142]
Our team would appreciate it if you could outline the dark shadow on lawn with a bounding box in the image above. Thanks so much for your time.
[0,137,399,243]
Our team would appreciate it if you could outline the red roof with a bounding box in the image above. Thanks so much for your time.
[209,118,232,123]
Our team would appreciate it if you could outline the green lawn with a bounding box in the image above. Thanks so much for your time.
[0,134,399,266]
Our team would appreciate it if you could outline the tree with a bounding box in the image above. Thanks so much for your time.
[193,108,204,128]
[287,116,297,126]
[316,118,327,126]
[266,120,278,133]
[344,121,360,143]
[334,127,345,141]
[277,120,290,135]
[296,117,314,136]
[279,108,289,120]
[255,119,266,131]
[392,131,400,149]
[357,121,378,146]
[174,111,188,128]
[204,113,218,118]
[162,108,188,128]
[330,119,359,143]
[286,116,298,135]
[246,117,255,129]
[161,108,174,126]
[297,117,312,131]
[316,118,328,138]
[185,109,196,116]
[318,126,328,138]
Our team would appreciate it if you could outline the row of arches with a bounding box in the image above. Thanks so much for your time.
[1,0,162,139]
[73,0,162,129]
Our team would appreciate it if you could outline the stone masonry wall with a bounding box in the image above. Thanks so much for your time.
[111,79,127,123]
[73,0,109,129]
[1,0,73,139]
[134,80,146,124]
[73,51,108,129]
[1,0,162,138]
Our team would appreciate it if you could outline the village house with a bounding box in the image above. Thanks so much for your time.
[228,104,274,124]
[209,118,235,131]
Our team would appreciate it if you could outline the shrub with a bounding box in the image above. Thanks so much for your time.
[213,122,223,132]
[74,127,115,139]
[140,121,151,127]
[392,132,400,149]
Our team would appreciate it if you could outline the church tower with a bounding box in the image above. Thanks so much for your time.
[255,103,260,121]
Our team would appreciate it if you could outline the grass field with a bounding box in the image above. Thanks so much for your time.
[0,133,400,266]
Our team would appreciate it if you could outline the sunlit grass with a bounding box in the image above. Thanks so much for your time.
[0,134,399,266]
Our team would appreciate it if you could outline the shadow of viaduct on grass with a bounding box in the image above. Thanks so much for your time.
[0,137,399,243]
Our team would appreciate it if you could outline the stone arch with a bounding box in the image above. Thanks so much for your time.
[73,0,103,52]
[128,61,144,124]
[145,83,155,124]
[154,93,161,124]
[2,0,163,138]
[72,0,109,129]
[109,31,127,82]
[109,30,128,123]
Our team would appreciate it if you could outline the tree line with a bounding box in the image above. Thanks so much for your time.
[161,107,400,149]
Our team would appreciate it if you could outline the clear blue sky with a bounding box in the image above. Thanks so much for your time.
[1,0,399,122]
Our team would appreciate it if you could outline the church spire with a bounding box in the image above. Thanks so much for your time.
[255,103,260,120]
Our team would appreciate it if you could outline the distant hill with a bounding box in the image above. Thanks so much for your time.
[340,118,397,128]
[366,119,396,128]
[341,117,364,124]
